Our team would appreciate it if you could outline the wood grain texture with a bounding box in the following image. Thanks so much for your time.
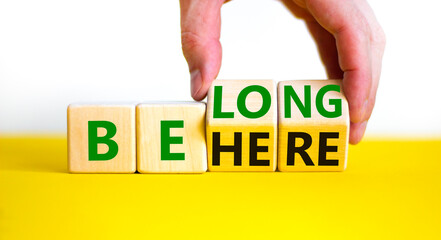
[278,80,349,171]
[136,102,207,173]
[67,104,136,173]
[206,80,277,171]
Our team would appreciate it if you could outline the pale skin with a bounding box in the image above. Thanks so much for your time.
[180,0,386,144]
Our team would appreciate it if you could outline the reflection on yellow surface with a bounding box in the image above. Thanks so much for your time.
[1,135,440,239]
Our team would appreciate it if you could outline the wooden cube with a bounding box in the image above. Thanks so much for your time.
[206,80,277,171]
[68,103,136,173]
[136,102,207,173]
[278,80,349,171]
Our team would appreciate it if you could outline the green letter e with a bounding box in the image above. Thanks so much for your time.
[161,120,185,160]
[88,121,118,161]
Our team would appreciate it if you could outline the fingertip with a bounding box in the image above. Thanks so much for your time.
[191,93,206,102]
[348,98,369,124]
[180,0,223,101]
[190,72,206,101]
[183,39,221,101]
[190,68,214,101]
[363,96,377,122]
[190,69,202,99]
[349,121,367,145]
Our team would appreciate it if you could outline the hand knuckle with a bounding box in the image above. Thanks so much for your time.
[181,32,204,51]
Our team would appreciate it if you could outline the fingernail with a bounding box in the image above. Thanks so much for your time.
[358,120,368,140]
[190,69,201,97]
[362,99,369,120]
[350,120,368,144]
[360,120,368,132]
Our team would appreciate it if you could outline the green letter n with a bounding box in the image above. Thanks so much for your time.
[284,85,311,118]
[88,121,118,161]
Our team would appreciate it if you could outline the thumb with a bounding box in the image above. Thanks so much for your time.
[180,0,224,101]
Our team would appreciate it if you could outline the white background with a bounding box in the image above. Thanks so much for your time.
[0,0,440,136]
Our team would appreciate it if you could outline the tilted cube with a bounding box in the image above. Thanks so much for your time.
[278,80,349,171]
[206,80,277,171]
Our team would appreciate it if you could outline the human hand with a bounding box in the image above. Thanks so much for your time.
[179,0,385,144]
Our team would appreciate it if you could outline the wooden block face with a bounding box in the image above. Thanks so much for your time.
[68,104,136,173]
[206,80,277,171]
[137,102,207,173]
[278,80,349,171]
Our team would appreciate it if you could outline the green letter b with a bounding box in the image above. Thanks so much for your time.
[88,121,119,161]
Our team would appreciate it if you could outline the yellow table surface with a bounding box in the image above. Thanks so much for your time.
[1,136,440,239]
